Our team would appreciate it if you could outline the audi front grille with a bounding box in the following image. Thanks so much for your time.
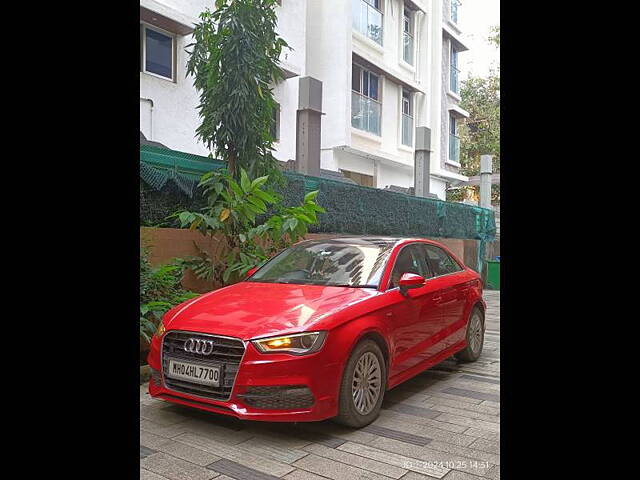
[161,331,245,401]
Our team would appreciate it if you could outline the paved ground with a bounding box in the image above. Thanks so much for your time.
[140,291,500,480]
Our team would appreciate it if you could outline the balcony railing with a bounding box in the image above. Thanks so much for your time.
[403,32,414,65]
[451,0,460,23]
[352,91,381,136]
[402,114,413,146]
[449,134,460,162]
[352,0,383,45]
[450,65,460,93]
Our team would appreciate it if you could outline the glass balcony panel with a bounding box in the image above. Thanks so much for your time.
[352,0,383,45]
[449,134,460,162]
[450,66,460,93]
[402,114,413,146]
[403,33,414,65]
[352,91,381,136]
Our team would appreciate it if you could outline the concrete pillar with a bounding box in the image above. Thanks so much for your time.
[414,127,432,197]
[479,154,493,208]
[296,77,323,177]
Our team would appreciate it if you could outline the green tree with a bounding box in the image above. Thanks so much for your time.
[187,0,287,179]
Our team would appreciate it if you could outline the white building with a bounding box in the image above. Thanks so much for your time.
[140,0,470,200]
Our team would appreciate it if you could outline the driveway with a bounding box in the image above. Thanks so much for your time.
[140,291,500,480]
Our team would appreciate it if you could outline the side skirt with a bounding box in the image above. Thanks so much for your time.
[387,340,467,390]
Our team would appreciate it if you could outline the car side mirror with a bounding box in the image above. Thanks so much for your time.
[398,273,425,296]
[246,267,258,278]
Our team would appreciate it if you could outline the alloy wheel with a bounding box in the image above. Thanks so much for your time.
[352,351,382,415]
[469,312,483,355]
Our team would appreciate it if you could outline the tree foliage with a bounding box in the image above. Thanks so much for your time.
[174,170,325,286]
[186,0,287,179]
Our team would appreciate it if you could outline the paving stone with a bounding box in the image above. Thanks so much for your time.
[298,422,377,445]
[237,437,309,463]
[141,468,170,480]
[434,413,501,433]
[337,441,450,478]
[283,469,333,480]
[141,405,193,426]
[178,419,254,444]
[484,465,500,479]
[429,405,500,424]
[302,442,408,479]
[384,401,442,419]
[421,396,500,416]
[441,388,500,403]
[463,428,500,443]
[175,432,295,477]
[468,438,500,456]
[362,424,433,446]
[378,409,470,433]
[141,419,194,438]
[292,453,391,480]
[371,415,477,447]
[441,470,488,479]
[141,452,218,480]
[364,437,494,477]
[426,440,500,466]
[142,431,175,450]
[427,392,483,405]
[207,458,281,480]
[155,438,221,466]
[141,445,157,459]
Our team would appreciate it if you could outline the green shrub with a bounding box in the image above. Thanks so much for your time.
[140,248,198,341]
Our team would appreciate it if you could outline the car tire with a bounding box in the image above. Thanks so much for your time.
[455,307,485,363]
[333,339,386,428]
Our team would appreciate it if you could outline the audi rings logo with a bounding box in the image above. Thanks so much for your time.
[184,338,215,355]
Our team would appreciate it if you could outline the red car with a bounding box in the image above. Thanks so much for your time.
[147,237,486,427]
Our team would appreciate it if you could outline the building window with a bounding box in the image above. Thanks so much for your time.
[271,103,280,142]
[402,7,414,65]
[341,169,374,187]
[401,89,413,146]
[352,0,383,45]
[141,23,175,81]
[450,45,459,93]
[449,115,460,162]
[451,0,460,24]
[352,64,381,136]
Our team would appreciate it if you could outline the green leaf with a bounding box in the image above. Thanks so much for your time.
[240,169,251,193]
[304,190,319,202]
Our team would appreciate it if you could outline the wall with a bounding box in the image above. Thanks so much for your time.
[141,227,472,293]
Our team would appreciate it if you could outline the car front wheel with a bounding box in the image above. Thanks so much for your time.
[333,339,386,428]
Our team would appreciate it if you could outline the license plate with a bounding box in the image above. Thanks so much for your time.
[166,360,221,387]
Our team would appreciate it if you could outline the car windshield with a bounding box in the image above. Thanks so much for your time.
[247,239,394,288]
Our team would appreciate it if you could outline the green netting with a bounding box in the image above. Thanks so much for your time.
[140,146,496,271]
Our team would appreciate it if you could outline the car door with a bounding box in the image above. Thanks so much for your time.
[424,245,467,349]
[383,243,442,378]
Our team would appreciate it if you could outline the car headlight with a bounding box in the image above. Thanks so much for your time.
[252,331,327,355]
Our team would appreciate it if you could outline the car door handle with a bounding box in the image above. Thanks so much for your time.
[432,295,443,303]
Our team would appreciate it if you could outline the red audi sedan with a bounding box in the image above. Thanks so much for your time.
[147,237,486,427]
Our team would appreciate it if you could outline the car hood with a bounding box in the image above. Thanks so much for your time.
[163,281,379,340]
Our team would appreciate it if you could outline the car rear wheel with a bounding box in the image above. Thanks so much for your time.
[333,339,386,428]
[455,307,485,362]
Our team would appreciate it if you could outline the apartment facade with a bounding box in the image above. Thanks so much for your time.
[140,0,470,200]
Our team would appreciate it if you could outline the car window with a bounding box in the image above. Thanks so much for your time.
[388,244,430,289]
[424,245,463,277]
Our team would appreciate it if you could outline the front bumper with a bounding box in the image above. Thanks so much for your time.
[147,333,343,422]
